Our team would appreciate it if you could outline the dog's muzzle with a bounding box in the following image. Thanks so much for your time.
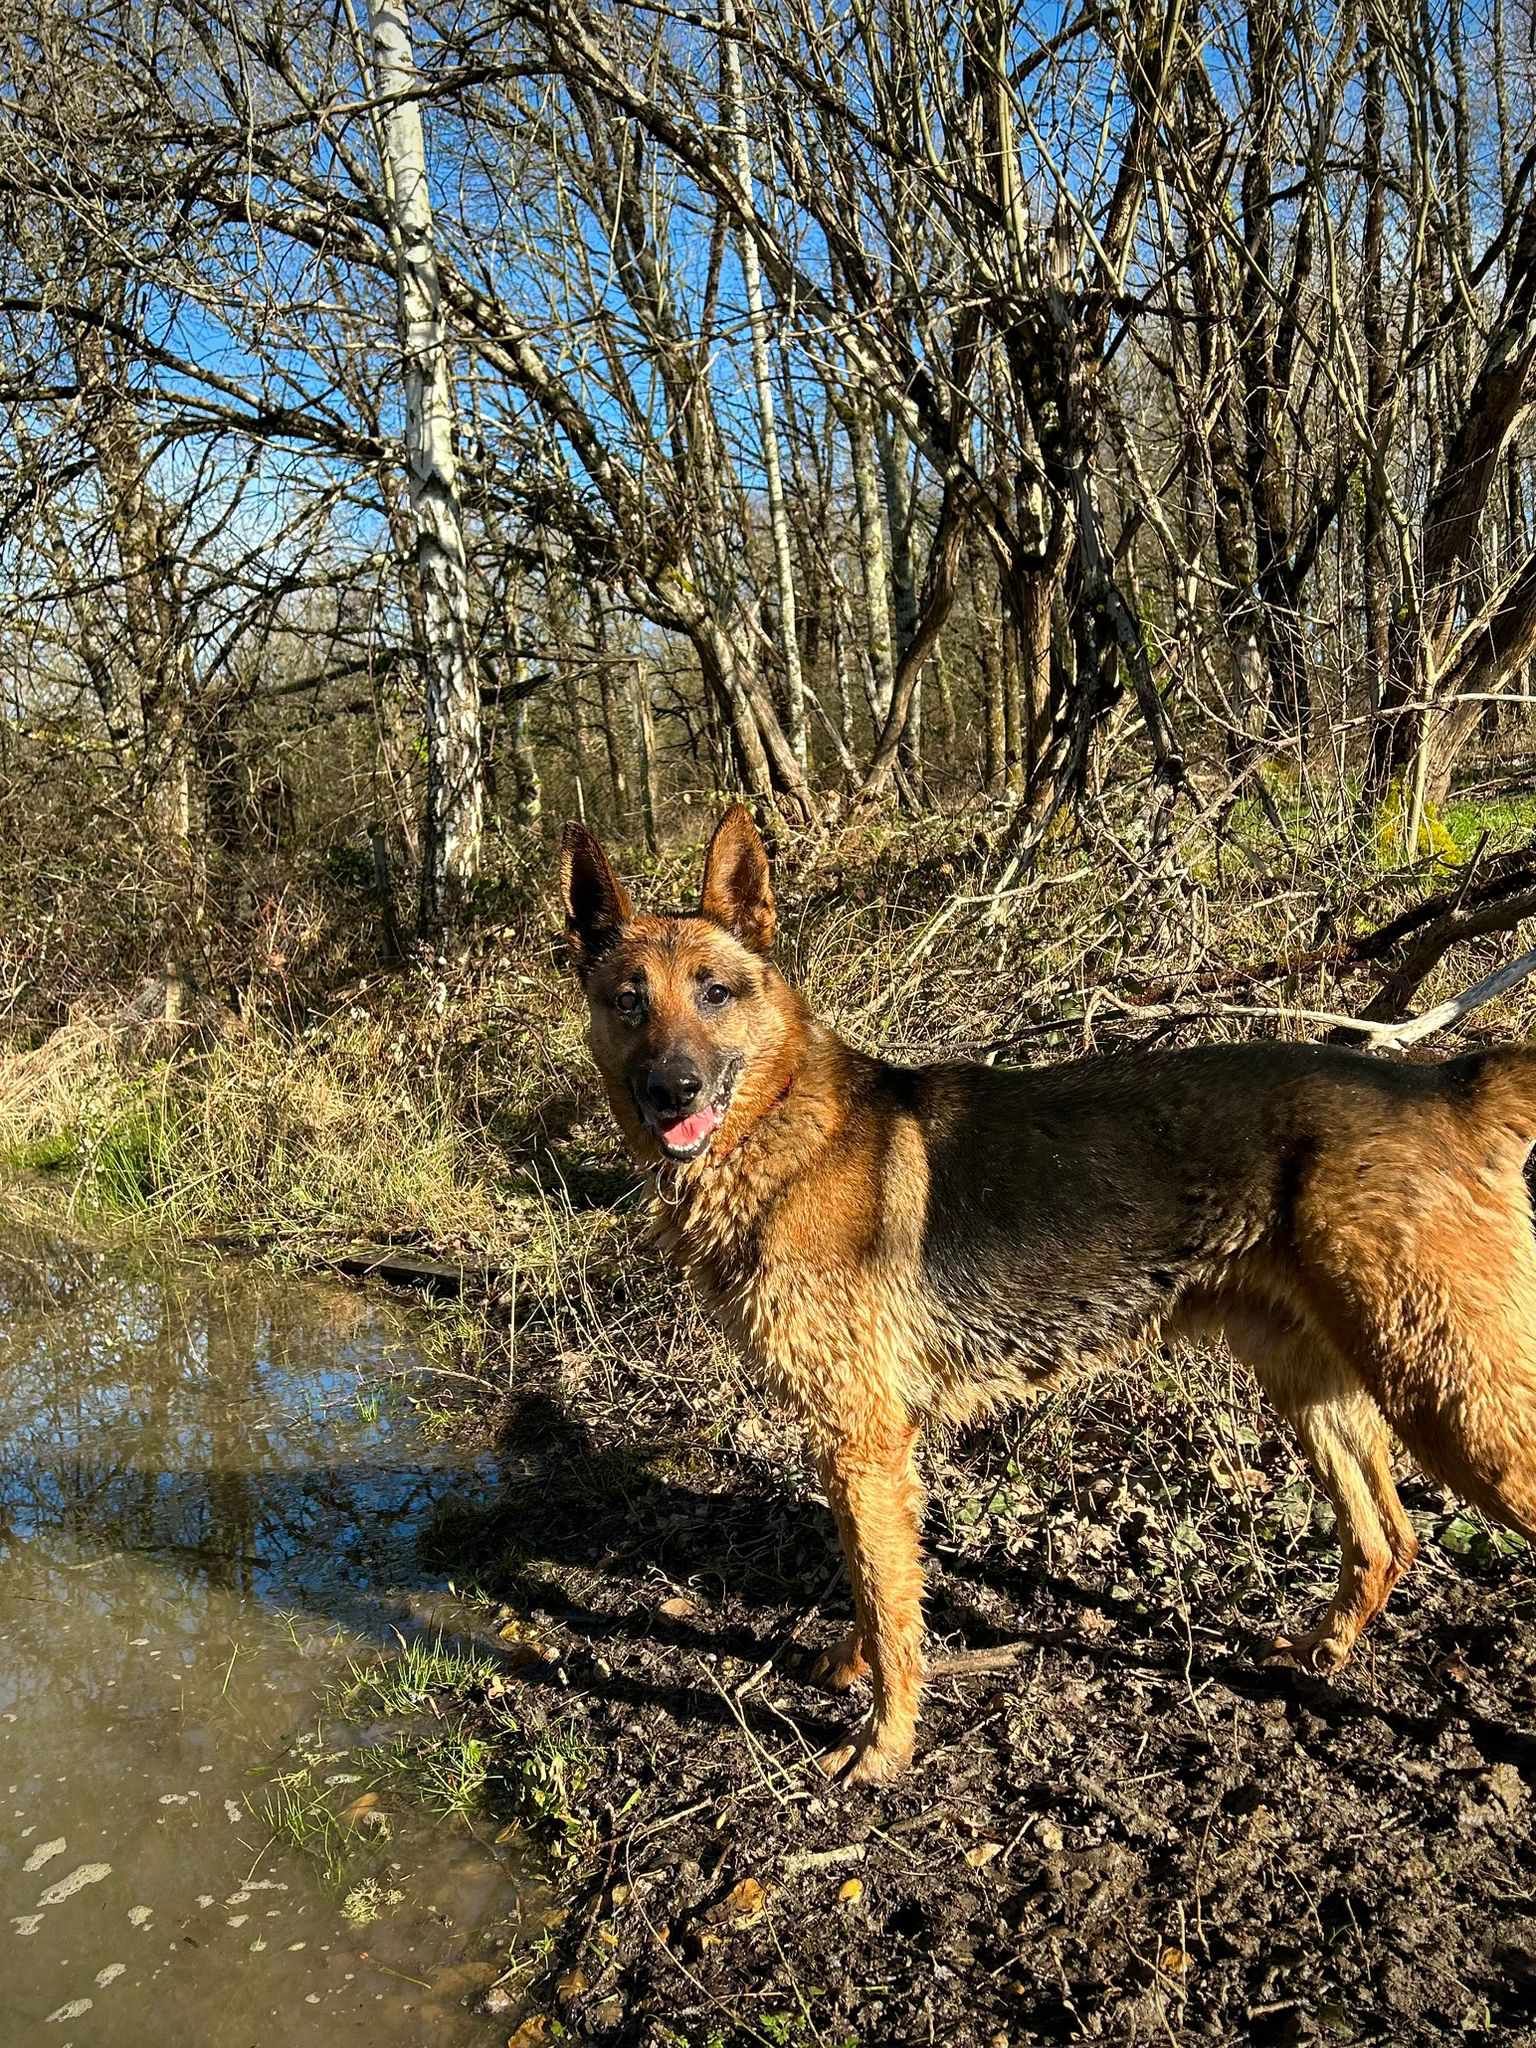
[636,1058,742,1160]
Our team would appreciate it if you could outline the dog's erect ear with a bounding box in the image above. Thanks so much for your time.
[561,823,634,976]
[699,804,775,954]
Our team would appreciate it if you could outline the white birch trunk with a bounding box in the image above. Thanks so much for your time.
[633,656,660,854]
[719,0,807,771]
[847,386,895,720]
[368,0,482,936]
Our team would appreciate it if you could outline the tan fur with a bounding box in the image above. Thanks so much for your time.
[562,808,1536,1785]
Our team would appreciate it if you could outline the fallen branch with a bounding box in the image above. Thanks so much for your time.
[1128,839,1536,1007]
[1339,939,1536,1049]
[1088,944,1536,1051]
[928,1641,1031,1677]
[778,1842,867,1878]
[1338,885,1536,1033]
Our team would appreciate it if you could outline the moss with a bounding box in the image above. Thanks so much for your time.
[1375,774,1466,867]
[0,1076,174,1215]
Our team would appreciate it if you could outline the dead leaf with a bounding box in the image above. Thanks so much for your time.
[506,2020,548,2048]
[427,1961,499,2000]
[340,1793,388,1830]
[1208,1452,1271,1496]
[656,1595,697,1620]
[497,1631,553,1668]
[706,1876,766,1927]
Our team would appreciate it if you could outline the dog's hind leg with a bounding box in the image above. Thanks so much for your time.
[812,1411,926,1785]
[1204,1304,1420,1669]
[1294,1098,1536,1553]
[1270,1387,1420,1668]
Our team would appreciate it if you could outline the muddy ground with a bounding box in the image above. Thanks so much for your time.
[417,1351,1536,2048]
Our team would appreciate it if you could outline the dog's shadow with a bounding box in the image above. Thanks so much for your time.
[423,1387,860,1747]
[425,1386,1536,1781]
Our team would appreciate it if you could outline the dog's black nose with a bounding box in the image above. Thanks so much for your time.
[644,1063,704,1116]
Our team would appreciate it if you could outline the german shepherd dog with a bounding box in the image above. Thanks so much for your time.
[562,805,1536,1784]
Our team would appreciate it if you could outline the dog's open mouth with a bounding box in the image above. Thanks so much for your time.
[639,1068,740,1162]
[655,1104,721,1157]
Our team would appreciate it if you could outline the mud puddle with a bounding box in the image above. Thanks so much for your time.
[0,1225,540,2044]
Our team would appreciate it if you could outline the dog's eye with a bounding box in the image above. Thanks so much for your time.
[701,982,732,1008]
[614,988,641,1015]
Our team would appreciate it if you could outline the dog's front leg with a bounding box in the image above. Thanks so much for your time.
[812,1413,925,1785]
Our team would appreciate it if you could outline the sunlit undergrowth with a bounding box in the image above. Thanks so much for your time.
[338,1628,500,1719]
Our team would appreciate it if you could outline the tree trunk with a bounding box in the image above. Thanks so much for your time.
[1238,0,1309,749]
[972,537,1006,793]
[506,691,542,827]
[879,414,924,789]
[633,656,660,853]
[1425,550,1536,802]
[68,315,195,850]
[1369,182,1536,795]
[369,0,483,938]
[1009,564,1054,791]
[847,388,896,721]
[591,596,631,821]
[67,305,201,1014]
[1361,32,1394,722]
[719,0,808,773]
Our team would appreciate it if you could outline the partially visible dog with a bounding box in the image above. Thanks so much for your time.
[561,804,1536,1783]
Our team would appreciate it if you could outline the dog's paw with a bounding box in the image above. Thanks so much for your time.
[809,1631,868,1694]
[817,1726,913,1788]
[1265,1627,1352,1674]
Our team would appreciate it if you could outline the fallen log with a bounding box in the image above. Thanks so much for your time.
[1129,839,1536,1008]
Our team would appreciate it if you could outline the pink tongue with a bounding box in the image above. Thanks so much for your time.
[660,1103,721,1150]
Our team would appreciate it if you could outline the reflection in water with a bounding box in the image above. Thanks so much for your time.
[0,1228,528,2045]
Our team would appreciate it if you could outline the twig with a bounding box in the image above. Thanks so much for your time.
[617,1797,713,1852]
[698,1657,802,1805]
[927,1641,1031,1676]
[1102,941,1536,1050]
[1353,939,1536,1047]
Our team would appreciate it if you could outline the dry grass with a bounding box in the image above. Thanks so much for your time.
[0,1004,511,1250]
[177,1013,503,1248]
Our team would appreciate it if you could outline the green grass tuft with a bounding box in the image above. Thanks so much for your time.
[337,1629,498,1718]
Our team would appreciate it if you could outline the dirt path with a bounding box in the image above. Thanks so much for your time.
[427,1374,1536,2048]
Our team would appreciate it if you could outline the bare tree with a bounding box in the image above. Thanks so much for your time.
[367,0,482,936]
